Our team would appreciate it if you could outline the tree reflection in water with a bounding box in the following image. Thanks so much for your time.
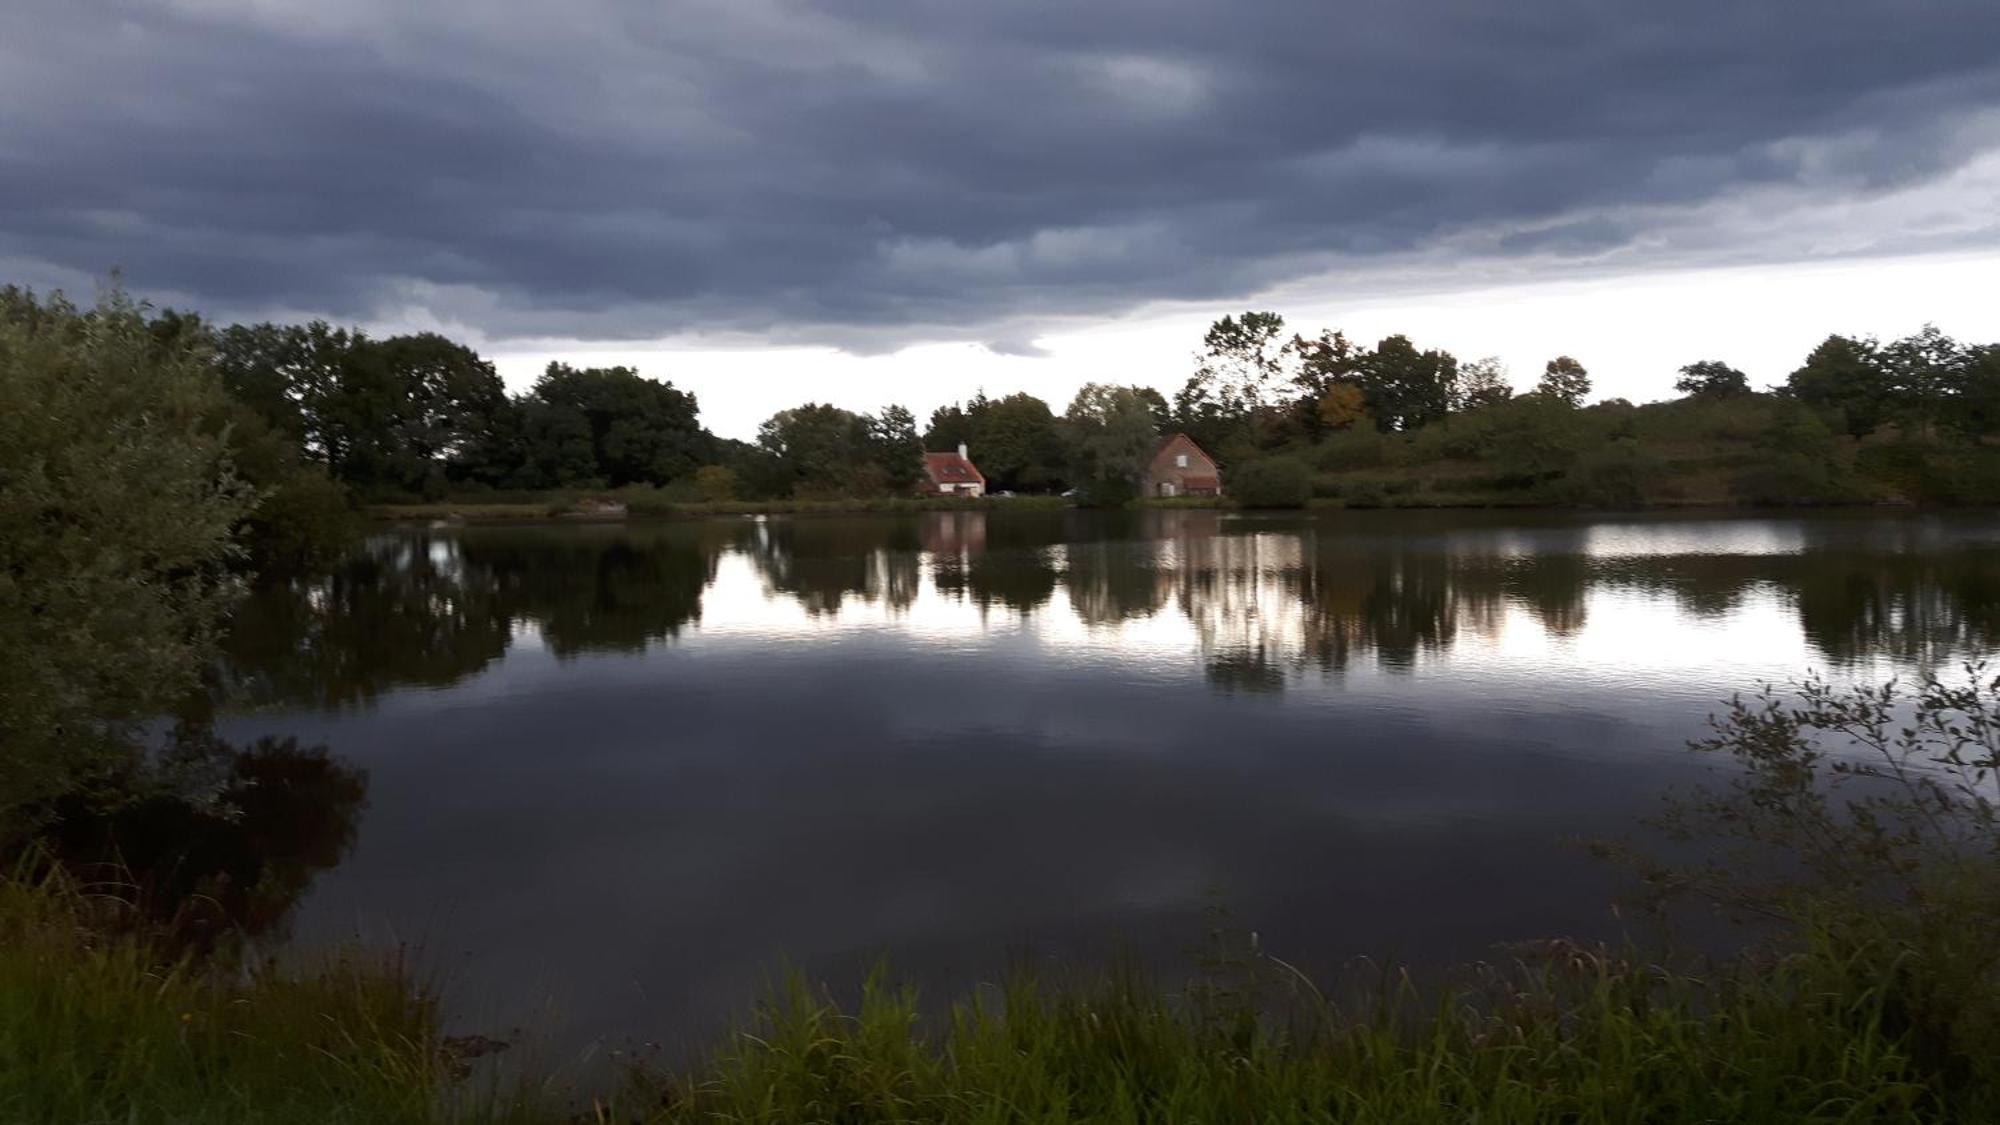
[462,528,718,655]
[47,730,368,950]
[157,515,2000,936]
[217,516,2000,707]
[746,517,921,617]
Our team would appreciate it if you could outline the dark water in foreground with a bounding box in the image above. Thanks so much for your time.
[213,508,2000,1053]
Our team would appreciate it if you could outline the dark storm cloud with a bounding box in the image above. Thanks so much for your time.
[3,0,1997,342]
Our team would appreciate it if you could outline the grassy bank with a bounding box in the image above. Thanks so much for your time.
[636,935,1973,1123]
[0,871,511,1125]
[4,877,1988,1123]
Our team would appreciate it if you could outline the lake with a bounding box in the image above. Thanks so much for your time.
[212,508,2000,1055]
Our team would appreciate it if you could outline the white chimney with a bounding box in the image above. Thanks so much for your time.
[958,441,969,460]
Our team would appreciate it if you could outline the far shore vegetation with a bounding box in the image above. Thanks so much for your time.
[9,282,1999,546]
[10,281,2000,1119]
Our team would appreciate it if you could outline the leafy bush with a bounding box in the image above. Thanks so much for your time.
[1562,437,1663,507]
[1312,426,1389,471]
[669,477,708,503]
[239,466,359,573]
[1617,665,2000,1099]
[1857,440,2000,505]
[1733,452,1840,505]
[0,288,257,830]
[1433,411,1506,460]
[1230,456,1313,508]
[1631,394,1779,444]
[1072,474,1137,509]
[1727,405,1864,505]
[1335,478,1391,508]
[1487,396,1593,487]
[693,464,738,502]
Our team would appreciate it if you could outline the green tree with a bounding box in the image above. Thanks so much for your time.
[1171,374,1240,454]
[510,394,598,487]
[211,321,356,471]
[314,332,508,497]
[526,363,710,488]
[1063,383,1162,503]
[1197,311,1288,410]
[1674,360,1750,399]
[1454,356,1514,411]
[1174,311,1287,451]
[1878,324,1966,438]
[1953,344,2000,439]
[959,392,1067,492]
[0,286,257,827]
[209,323,510,498]
[370,333,510,491]
[1132,386,1174,432]
[149,311,354,569]
[1288,330,1360,401]
[863,404,924,492]
[924,402,975,451]
[1358,335,1458,431]
[210,321,314,447]
[758,402,872,497]
[1537,355,1591,407]
[1786,335,1887,437]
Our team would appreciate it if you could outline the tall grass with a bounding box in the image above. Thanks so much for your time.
[5,892,1982,1124]
[5,864,1993,1122]
[0,869,534,1125]
[606,933,1973,1123]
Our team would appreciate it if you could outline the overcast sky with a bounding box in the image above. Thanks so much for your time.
[7,1,1999,438]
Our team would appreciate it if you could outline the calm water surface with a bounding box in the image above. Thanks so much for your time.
[215,509,2000,1051]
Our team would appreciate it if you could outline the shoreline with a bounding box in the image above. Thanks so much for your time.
[364,494,1935,523]
[366,494,1069,522]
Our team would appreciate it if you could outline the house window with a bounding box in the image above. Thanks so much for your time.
[1175,453,1188,468]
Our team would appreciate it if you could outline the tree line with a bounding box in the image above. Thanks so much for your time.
[1165,311,1997,448]
[1140,310,2000,508]
[14,282,2000,522]
[192,312,1201,505]
[132,307,1084,504]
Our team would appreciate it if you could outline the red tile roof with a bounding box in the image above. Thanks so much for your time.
[1149,432,1217,468]
[922,451,984,485]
